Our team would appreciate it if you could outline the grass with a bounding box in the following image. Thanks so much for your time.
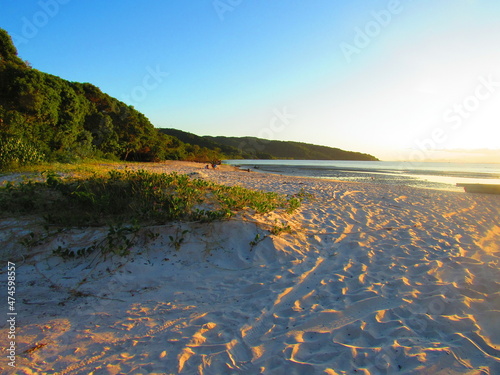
[0,159,129,179]
[0,169,301,227]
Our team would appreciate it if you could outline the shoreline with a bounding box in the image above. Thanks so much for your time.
[3,159,499,194]
[224,159,500,193]
[1,161,500,374]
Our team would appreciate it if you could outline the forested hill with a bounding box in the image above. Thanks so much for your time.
[159,129,379,161]
[0,28,188,166]
[157,128,243,159]
[1,27,377,168]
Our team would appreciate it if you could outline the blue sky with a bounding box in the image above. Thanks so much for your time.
[1,0,500,162]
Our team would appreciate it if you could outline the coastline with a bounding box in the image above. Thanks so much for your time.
[224,159,500,193]
[1,161,500,374]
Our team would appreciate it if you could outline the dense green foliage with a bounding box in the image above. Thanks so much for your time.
[1,28,170,165]
[0,28,227,168]
[160,129,379,161]
[0,133,45,167]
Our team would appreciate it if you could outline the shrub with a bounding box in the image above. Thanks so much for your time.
[0,134,45,169]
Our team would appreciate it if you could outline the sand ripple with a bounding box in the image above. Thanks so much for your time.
[1,163,499,374]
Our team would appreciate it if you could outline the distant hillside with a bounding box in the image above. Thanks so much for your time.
[159,129,378,161]
[208,136,378,161]
[158,128,244,159]
[1,27,377,168]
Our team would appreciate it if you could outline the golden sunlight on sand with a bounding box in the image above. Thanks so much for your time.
[1,162,499,374]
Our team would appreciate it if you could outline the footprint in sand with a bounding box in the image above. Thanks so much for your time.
[226,338,258,371]
[341,190,363,198]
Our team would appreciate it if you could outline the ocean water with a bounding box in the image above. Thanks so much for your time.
[223,160,500,192]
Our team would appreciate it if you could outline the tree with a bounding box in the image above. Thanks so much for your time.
[0,28,26,67]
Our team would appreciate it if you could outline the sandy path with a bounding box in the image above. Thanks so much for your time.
[0,162,499,374]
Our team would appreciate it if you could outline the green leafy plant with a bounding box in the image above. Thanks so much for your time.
[0,134,45,170]
[249,233,265,249]
[270,221,292,236]
[42,170,63,187]
[53,244,96,259]
[168,229,189,251]
[102,223,140,257]
[295,187,315,200]
[286,197,301,214]
[51,223,140,259]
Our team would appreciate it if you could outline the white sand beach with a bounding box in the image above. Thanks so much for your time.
[1,162,500,374]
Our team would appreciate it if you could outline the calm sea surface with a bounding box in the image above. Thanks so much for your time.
[223,160,500,192]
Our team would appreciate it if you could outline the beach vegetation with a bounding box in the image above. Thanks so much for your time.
[286,196,302,214]
[168,229,189,251]
[270,221,292,236]
[51,223,141,259]
[249,233,265,249]
[0,133,45,169]
[294,187,316,201]
[1,169,301,256]
[0,169,300,226]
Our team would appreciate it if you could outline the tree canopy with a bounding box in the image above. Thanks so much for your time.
[0,28,205,167]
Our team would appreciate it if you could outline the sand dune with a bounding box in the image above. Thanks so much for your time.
[1,162,499,374]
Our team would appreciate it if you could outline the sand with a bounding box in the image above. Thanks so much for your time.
[1,161,499,374]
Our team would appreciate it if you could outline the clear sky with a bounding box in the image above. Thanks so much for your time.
[1,0,500,162]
